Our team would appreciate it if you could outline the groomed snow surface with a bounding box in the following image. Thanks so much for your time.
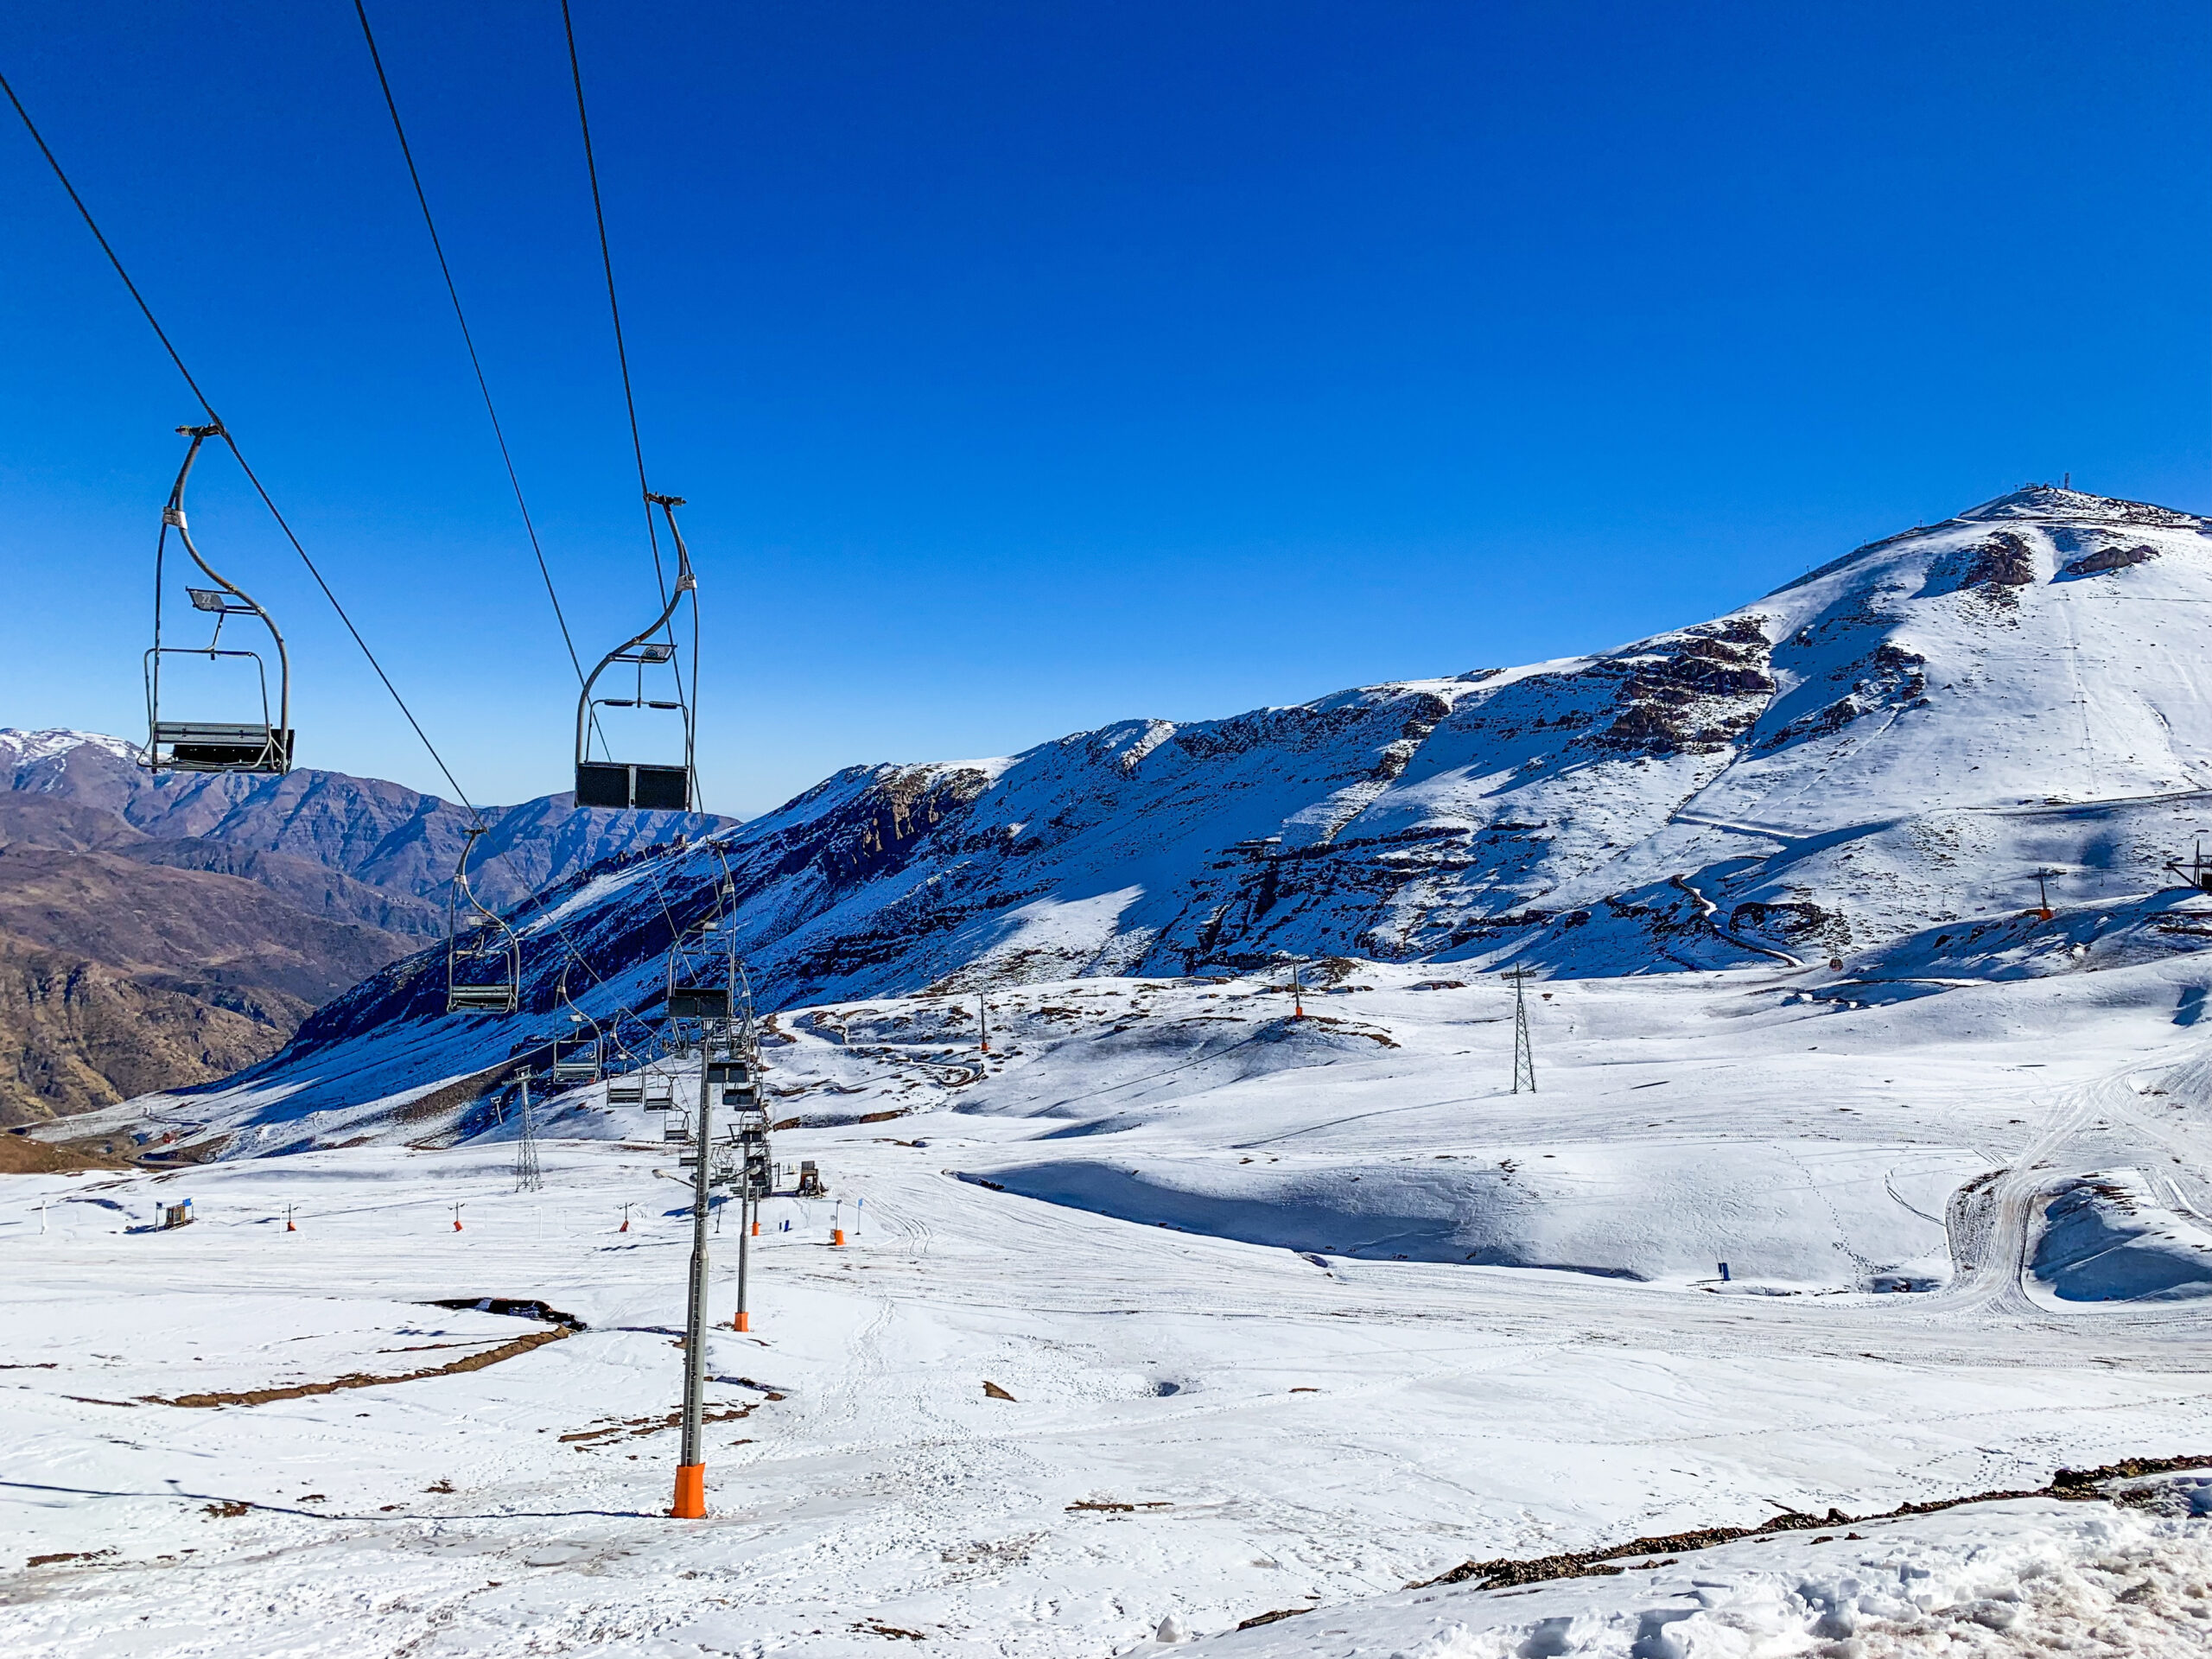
[6,956,2212,1656]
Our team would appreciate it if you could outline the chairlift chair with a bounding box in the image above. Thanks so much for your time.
[665,918,736,1028]
[575,494,698,810]
[642,1076,675,1112]
[549,1037,602,1084]
[548,967,605,1081]
[446,826,521,1014]
[143,424,294,774]
[607,1075,645,1105]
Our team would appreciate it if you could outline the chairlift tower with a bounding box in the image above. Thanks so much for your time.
[669,924,749,1520]
[2027,867,2063,921]
[2164,836,2212,896]
[1504,967,1537,1094]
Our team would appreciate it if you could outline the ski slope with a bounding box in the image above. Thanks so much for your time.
[7,949,2209,1656]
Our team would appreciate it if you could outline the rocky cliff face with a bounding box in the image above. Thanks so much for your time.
[105,486,2212,1144]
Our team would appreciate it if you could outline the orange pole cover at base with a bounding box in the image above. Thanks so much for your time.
[285,1221,296,1232]
[734,1311,751,1332]
[751,1220,760,1237]
[672,1463,706,1519]
[831,1228,847,1246]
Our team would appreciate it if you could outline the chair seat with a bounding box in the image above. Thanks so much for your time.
[155,721,266,741]
[156,724,294,773]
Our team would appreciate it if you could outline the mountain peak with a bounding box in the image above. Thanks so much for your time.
[1952,484,2207,531]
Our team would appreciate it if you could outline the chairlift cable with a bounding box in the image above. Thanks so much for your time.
[559,3,704,814]
[0,69,219,425]
[0,64,484,827]
[558,0,669,609]
[350,0,592,692]
[7,59,695,1010]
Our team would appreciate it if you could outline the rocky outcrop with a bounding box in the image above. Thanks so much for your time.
[1587,618,1776,755]
[2060,542,2158,579]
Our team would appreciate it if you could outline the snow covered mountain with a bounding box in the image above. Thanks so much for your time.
[0,729,726,913]
[124,485,2212,1134]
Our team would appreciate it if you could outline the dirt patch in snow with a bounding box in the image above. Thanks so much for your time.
[147,1325,571,1408]
[1412,1455,2212,1592]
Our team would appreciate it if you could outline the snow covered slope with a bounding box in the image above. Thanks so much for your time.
[6,952,2209,1655]
[130,483,2212,1143]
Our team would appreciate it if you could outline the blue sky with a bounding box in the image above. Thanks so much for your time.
[2,1,2205,816]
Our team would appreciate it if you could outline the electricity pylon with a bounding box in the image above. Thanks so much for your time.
[1505,968,1536,1094]
[513,1069,543,1192]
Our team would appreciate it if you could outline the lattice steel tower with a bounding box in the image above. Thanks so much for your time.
[513,1069,543,1192]
[1505,967,1537,1094]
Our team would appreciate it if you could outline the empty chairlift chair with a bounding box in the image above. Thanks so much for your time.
[143,423,294,775]
[575,494,698,810]
[548,968,604,1082]
[446,827,520,1014]
[663,916,736,1056]
[549,1035,602,1084]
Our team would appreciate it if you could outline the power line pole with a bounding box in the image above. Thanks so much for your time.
[978,991,989,1055]
[1505,967,1536,1094]
[513,1068,543,1192]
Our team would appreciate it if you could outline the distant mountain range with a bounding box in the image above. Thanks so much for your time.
[0,732,726,1125]
[99,483,2212,1156]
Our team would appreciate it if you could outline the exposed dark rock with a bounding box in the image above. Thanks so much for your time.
[1587,620,1775,755]
[1923,531,2037,599]
[2061,543,2158,579]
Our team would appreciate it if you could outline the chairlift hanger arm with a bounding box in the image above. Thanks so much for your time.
[575,507,694,762]
[167,429,289,657]
[648,493,696,591]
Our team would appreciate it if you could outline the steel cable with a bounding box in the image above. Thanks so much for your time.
[351,0,590,691]
[558,0,697,767]
[0,63,485,827]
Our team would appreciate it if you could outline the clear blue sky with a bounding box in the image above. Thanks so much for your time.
[2,1,2205,816]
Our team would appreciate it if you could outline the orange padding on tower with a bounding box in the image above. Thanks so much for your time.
[831,1228,847,1246]
[672,1464,705,1518]
[734,1311,751,1332]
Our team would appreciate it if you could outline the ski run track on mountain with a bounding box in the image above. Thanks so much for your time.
[7,950,2211,1656]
